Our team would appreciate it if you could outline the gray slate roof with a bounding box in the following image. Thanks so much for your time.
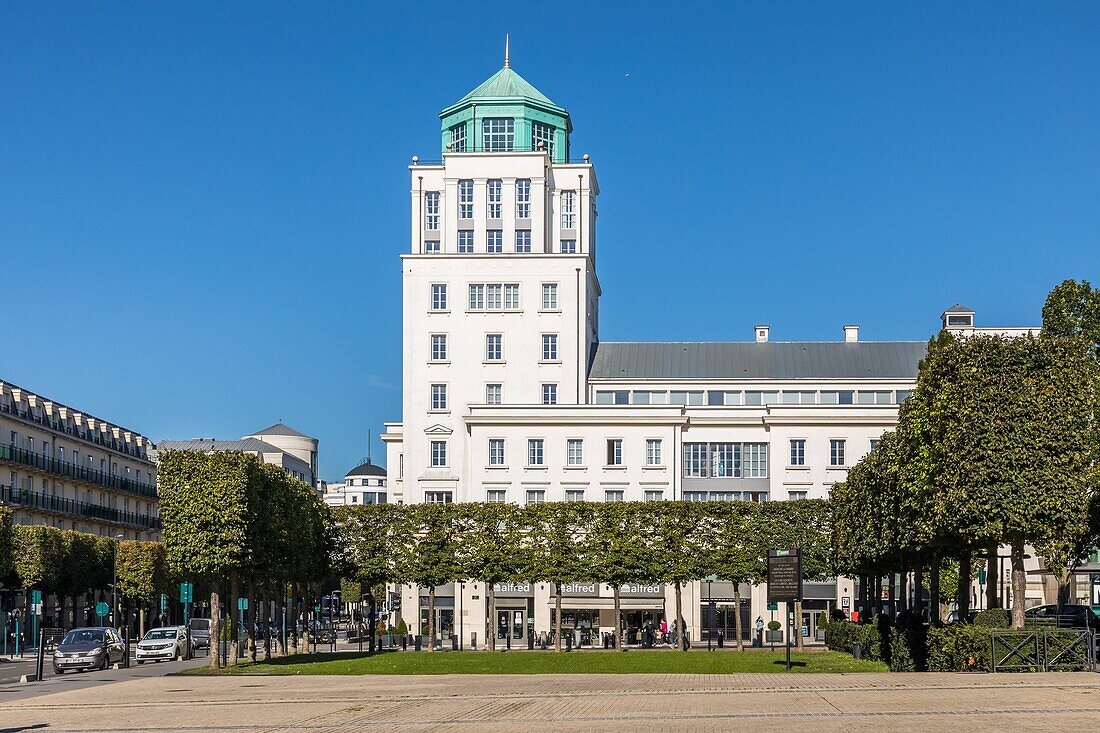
[157,438,287,454]
[588,342,927,381]
[942,304,974,314]
[346,460,386,478]
[250,422,311,438]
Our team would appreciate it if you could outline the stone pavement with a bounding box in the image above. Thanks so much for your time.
[1,671,1098,732]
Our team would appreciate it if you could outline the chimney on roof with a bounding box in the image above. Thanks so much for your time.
[755,325,770,343]
[844,325,860,343]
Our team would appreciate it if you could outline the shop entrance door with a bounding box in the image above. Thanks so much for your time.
[419,608,454,646]
[497,609,525,643]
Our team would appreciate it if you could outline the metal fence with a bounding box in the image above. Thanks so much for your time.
[992,629,1096,672]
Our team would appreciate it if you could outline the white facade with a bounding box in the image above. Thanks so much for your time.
[323,459,387,507]
[380,61,1046,647]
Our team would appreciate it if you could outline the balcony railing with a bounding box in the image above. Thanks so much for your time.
[0,444,158,498]
[0,483,160,530]
[0,401,152,461]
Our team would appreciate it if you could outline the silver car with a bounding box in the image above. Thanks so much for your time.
[135,626,188,664]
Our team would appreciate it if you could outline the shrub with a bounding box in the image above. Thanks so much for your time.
[767,620,781,632]
[972,609,1010,628]
[394,618,408,636]
[825,619,886,662]
[926,625,991,672]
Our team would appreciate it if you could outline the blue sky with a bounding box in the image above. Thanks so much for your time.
[2,2,1097,480]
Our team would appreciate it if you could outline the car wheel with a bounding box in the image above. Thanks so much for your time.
[54,668,64,675]
[136,660,144,665]
[100,655,109,671]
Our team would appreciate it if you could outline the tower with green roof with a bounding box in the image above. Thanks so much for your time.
[438,45,571,162]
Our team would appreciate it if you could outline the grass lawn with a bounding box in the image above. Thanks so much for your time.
[183,649,885,675]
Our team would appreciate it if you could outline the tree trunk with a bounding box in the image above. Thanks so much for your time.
[733,586,744,651]
[914,568,924,620]
[795,600,804,650]
[368,594,377,654]
[228,570,239,666]
[613,585,622,651]
[929,558,941,626]
[426,585,435,652]
[1056,567,1072,613]
[139,608,146,639]
[957,552,971,623]
[208,588,222,670]
[674,581,686,652]
[1010,542,1026,628]
[554,582,562,653]
[986,544,999,609]
[888,575,897,619]
[248,579,257,663]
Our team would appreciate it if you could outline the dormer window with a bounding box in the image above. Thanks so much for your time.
[449,123,467,152]
[482,118,514,151]
[947,314,973,327]
[532,121,555,157]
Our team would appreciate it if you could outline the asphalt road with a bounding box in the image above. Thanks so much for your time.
[0,651,208,701]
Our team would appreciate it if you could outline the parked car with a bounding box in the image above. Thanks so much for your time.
[307,620,337,645]
[189,618,212,650]
[52,627,126,674]
[1024,604,1100,632]
[135,626,189,664]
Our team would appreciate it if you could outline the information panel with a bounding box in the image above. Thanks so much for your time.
[767,549,803,602]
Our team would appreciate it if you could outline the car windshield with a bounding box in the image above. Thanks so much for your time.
[63,629,104,644]
[189,619,210,631]
[143,629,176,640]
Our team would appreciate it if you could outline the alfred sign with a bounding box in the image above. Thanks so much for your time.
[767,549,802,603]
[620,583,664,598]
[557,582,598,597]
[493,582,533,597]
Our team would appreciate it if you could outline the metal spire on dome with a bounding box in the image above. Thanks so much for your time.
[504,33,510,68]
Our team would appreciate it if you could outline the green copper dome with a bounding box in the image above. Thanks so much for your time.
[439,61,571,162]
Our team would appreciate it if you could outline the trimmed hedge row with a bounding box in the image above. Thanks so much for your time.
[826,619,1092,672]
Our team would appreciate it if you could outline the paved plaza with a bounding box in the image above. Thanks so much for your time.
[1,670,1099,732]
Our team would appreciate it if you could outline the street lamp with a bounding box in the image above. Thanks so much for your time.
[111,534,124,630]
[458,583,464,651]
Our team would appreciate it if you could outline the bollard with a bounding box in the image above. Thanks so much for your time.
[471,632,477,650]
[402,634,408,651]
[451,635,458,651]
[718,632,724,649]
[414,635,422,652]
[852,640,862,660]
[123,627,130,668]
[506,633,511,650]
[565,633,573,652]
[527,633,534,651]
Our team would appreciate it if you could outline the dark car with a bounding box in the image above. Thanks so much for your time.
[1024,604,1100,632]
[52,627,126,673]
[188,618,212,650]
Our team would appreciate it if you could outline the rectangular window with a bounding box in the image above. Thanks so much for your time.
[541,384,558,405]
[870,438,880,452]
[858,390,893,405]
[515,230,531,253]
[431,284,447,311]
[531,121,555,157]
[711,443,740,477]
[607,439,623,466]
[526,489,546,505]
[516,179,531,218]
[528,439,544,466]
[486,384,502,405]
[430,384,447,411]
[449,123,467,152]
[565,489,585,502]
[561,191,576,229]
[745,391,779,406]
[489,439,505,466]
[504,284,520,310]
[458,230,474,253]
[790,439,806,466]
[468,284,485,310]
[567,439,584,465]
[788,490,808,501]
[744,443,768,478]
[431,334,447,361]
[895,390,912,403]
[541,283,558,310]
[425,491,453,504]
[605,490,625,502]
[821,391,855,405]
[482,117,514,151]
[430,441,447,467]
[683,443,708,477]
[486,283,502,310]
[486,179,502,219]
[684,491,708,503]
[646,439,663,466]
[486,489,506,503]
[782,391,817,405]
[560,239,577,254]
[425,191,440,230]
[458,179,473,219]
[487,229,503,253]
[424,240,441,253]
[595,391,613,405]
[486,334,503,361]
[644,490,664,502]
[542,334,559,361]
[830,439,846,466]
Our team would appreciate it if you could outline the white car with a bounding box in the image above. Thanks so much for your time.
[135,626,188,663]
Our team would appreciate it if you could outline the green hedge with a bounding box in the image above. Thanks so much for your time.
[972,609,1010,628]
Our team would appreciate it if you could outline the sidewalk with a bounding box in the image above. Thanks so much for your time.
[2,670,1098,731]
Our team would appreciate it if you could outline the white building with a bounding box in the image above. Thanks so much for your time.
[323,459,387,507]
[158,422,319,490]
[381,55,1042,647]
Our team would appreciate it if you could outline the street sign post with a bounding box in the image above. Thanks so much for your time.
[768,549,803,671]
[95,601,110,623]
